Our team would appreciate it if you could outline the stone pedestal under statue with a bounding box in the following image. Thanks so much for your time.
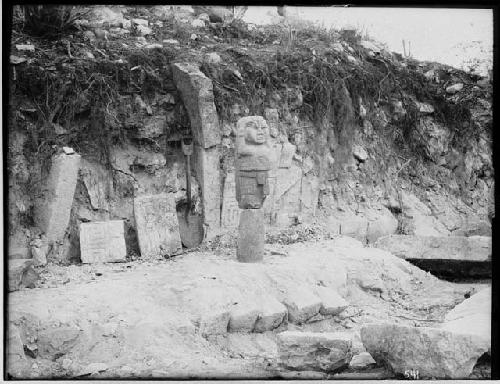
[237,209,265,263]
[234,116,272,263]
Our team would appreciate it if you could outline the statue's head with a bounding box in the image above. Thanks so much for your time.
[236,116,269,145]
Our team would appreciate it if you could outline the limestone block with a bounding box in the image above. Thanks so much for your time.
[199,310,231,337]
[134,193,182,258]
[361,323,489,379]
[228,301,261,332]
[282,286,322,324]
[254,296,287,332]
[277,331,352,372]
[441,288,491,352]
[171,62,220,148]
[315,287,349,316]
[35,152,81,243]
[237,209,265,263]
[79,220,127,263]
[374,235,491,262]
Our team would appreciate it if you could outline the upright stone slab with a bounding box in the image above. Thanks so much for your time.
[172,62,221,237]
[237,209,265,263]
[134,193,182,258]
[80,220,127,263]
[35,151,81,242]
[171,62,220,148]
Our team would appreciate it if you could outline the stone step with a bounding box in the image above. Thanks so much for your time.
[277,331,352,373]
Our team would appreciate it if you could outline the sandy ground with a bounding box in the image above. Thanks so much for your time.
[7,236,490,379]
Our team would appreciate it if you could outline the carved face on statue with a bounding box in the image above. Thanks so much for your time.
[244,118,269,145]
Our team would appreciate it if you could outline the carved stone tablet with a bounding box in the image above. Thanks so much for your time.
[80,220,127,263]
[134,193,182,258]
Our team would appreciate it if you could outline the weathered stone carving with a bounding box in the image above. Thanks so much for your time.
[80,220,127,263]
[235,116,273,209]
[234,116,273,263]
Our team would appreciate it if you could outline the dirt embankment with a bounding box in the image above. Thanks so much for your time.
[8,5,493,265]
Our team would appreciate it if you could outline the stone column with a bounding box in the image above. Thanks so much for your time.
[237,209,265,262]
[234,116,272,262]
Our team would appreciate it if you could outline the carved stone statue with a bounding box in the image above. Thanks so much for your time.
[235,116,273,209]
[234,116,273,263]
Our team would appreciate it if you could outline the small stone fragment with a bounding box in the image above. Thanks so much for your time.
[349,351,376,369]
[191,18,205,28]
[16,44,35,52]
[204,52,221,64]
[352,145,368,162]
[446,83,464,94]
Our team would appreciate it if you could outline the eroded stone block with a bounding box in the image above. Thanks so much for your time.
[254,296,287,332]
[35,152,81,243]
[80,220,127,263]
[277,331,352,372]
[199,310,231,337]
[134,193,182,258]
[228,302,260,333]
[171,62,220,148]
[315,286,349,316]
[282,287,322,324]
